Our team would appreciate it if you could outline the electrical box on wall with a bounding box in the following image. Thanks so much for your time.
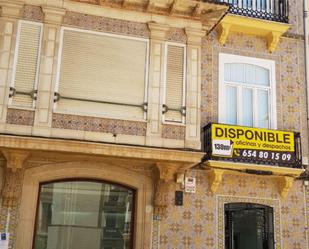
[175,191,183,206]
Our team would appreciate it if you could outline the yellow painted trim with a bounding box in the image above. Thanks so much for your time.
[217,14,290,52]
[205,160,304,177]
[278,176,294,198]
[204,160,304,198]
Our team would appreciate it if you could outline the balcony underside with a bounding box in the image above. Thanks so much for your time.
[70,0,229,31]
[203,160,305,198]
[217,14,290,52]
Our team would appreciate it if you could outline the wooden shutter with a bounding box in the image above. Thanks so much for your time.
[165,44,185,123]
[57,29,148,120]
[12,21,42,108]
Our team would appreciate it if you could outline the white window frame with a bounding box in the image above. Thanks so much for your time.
[219,53,277,129]
[54,26,150,121]
[10,20,43,109]
[162,41,186,124]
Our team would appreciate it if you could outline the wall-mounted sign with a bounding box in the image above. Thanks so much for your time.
[203,123,302,168]
[185,177,196,193]
[0,233,9,249]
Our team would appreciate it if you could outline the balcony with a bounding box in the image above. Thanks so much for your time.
[214,0,290,52]
[219,0,289,23]
[201,123,304,198]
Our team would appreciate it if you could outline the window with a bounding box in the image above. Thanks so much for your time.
[55,28,149,120]
[10,20,42,108]
[225,203,275,249]
[33,180,134,249]
[219,54,276,129]
[163,43,186,123]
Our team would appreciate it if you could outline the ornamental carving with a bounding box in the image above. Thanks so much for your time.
[1,167,24,207]
[1,149,29,207]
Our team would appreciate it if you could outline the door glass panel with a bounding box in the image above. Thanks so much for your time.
[242,88,253,126]
[225,203,274,249]
[33,181,134,249]
[226,86,237,125]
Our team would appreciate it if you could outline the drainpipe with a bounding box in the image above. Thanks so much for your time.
[305,0,309,166]
[304,1,309,247]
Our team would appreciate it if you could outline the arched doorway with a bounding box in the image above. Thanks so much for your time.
[33,180,135,249]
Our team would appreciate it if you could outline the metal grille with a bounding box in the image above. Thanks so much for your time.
[214,0,289,23]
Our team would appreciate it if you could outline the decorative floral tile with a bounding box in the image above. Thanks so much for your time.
[52,113,147,136]
[6,109,35,126]
[162,124,185,140]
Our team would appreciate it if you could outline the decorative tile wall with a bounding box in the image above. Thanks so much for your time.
[63,11,150,38]
[159,170,307,249]
[167,28,187,43]
[201,32,308,157]
[161,125,185,140]
[52,113,147,136]
[6,109,35,126]
[22,5,43,22]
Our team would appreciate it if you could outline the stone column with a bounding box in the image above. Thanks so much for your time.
[0,1,23,131]
[184,28,205,150]
[146,22,169,147]
[32,7,65,136]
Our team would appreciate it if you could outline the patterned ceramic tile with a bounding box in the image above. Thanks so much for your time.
[201,31,308,157]
[161,124,185,140]
[63,11,150,38]
[167,28,187,43]
[22,5,43,22]
[158,170,307,249]
[52,113,147,136]
[6,109,35,126]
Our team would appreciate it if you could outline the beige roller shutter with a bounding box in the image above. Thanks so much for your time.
[12,21,42,108]
[57,29,148,120]
[165,45,185,123]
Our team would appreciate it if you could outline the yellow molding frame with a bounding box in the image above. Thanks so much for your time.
[217,15,290,53]
[204,160,304,198]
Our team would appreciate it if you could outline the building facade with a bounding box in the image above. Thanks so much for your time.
[0,0,308,249]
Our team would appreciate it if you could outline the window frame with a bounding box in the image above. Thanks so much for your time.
[224,202,275,249]
[54,26,150,121]
[162,41,187,124]
[32,178,136,249]
[10,20,43,109]
[218,53,277,129]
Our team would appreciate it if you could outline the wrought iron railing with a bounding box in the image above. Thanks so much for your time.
[216,0,289,23]
[202,123,302,169]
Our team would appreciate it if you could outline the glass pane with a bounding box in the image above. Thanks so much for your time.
[257,90,269,128]
[255,66,270,86]
[244,64,269,86]
[242,88,253,126]
[33,181,134,249]
[225,203,274,249]
[224,63,231,81]
[245,64,256,85]
[230,63,244,83]
[226,86,237,125]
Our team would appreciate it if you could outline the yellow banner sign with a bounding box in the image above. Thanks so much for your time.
[211,124,294,152]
